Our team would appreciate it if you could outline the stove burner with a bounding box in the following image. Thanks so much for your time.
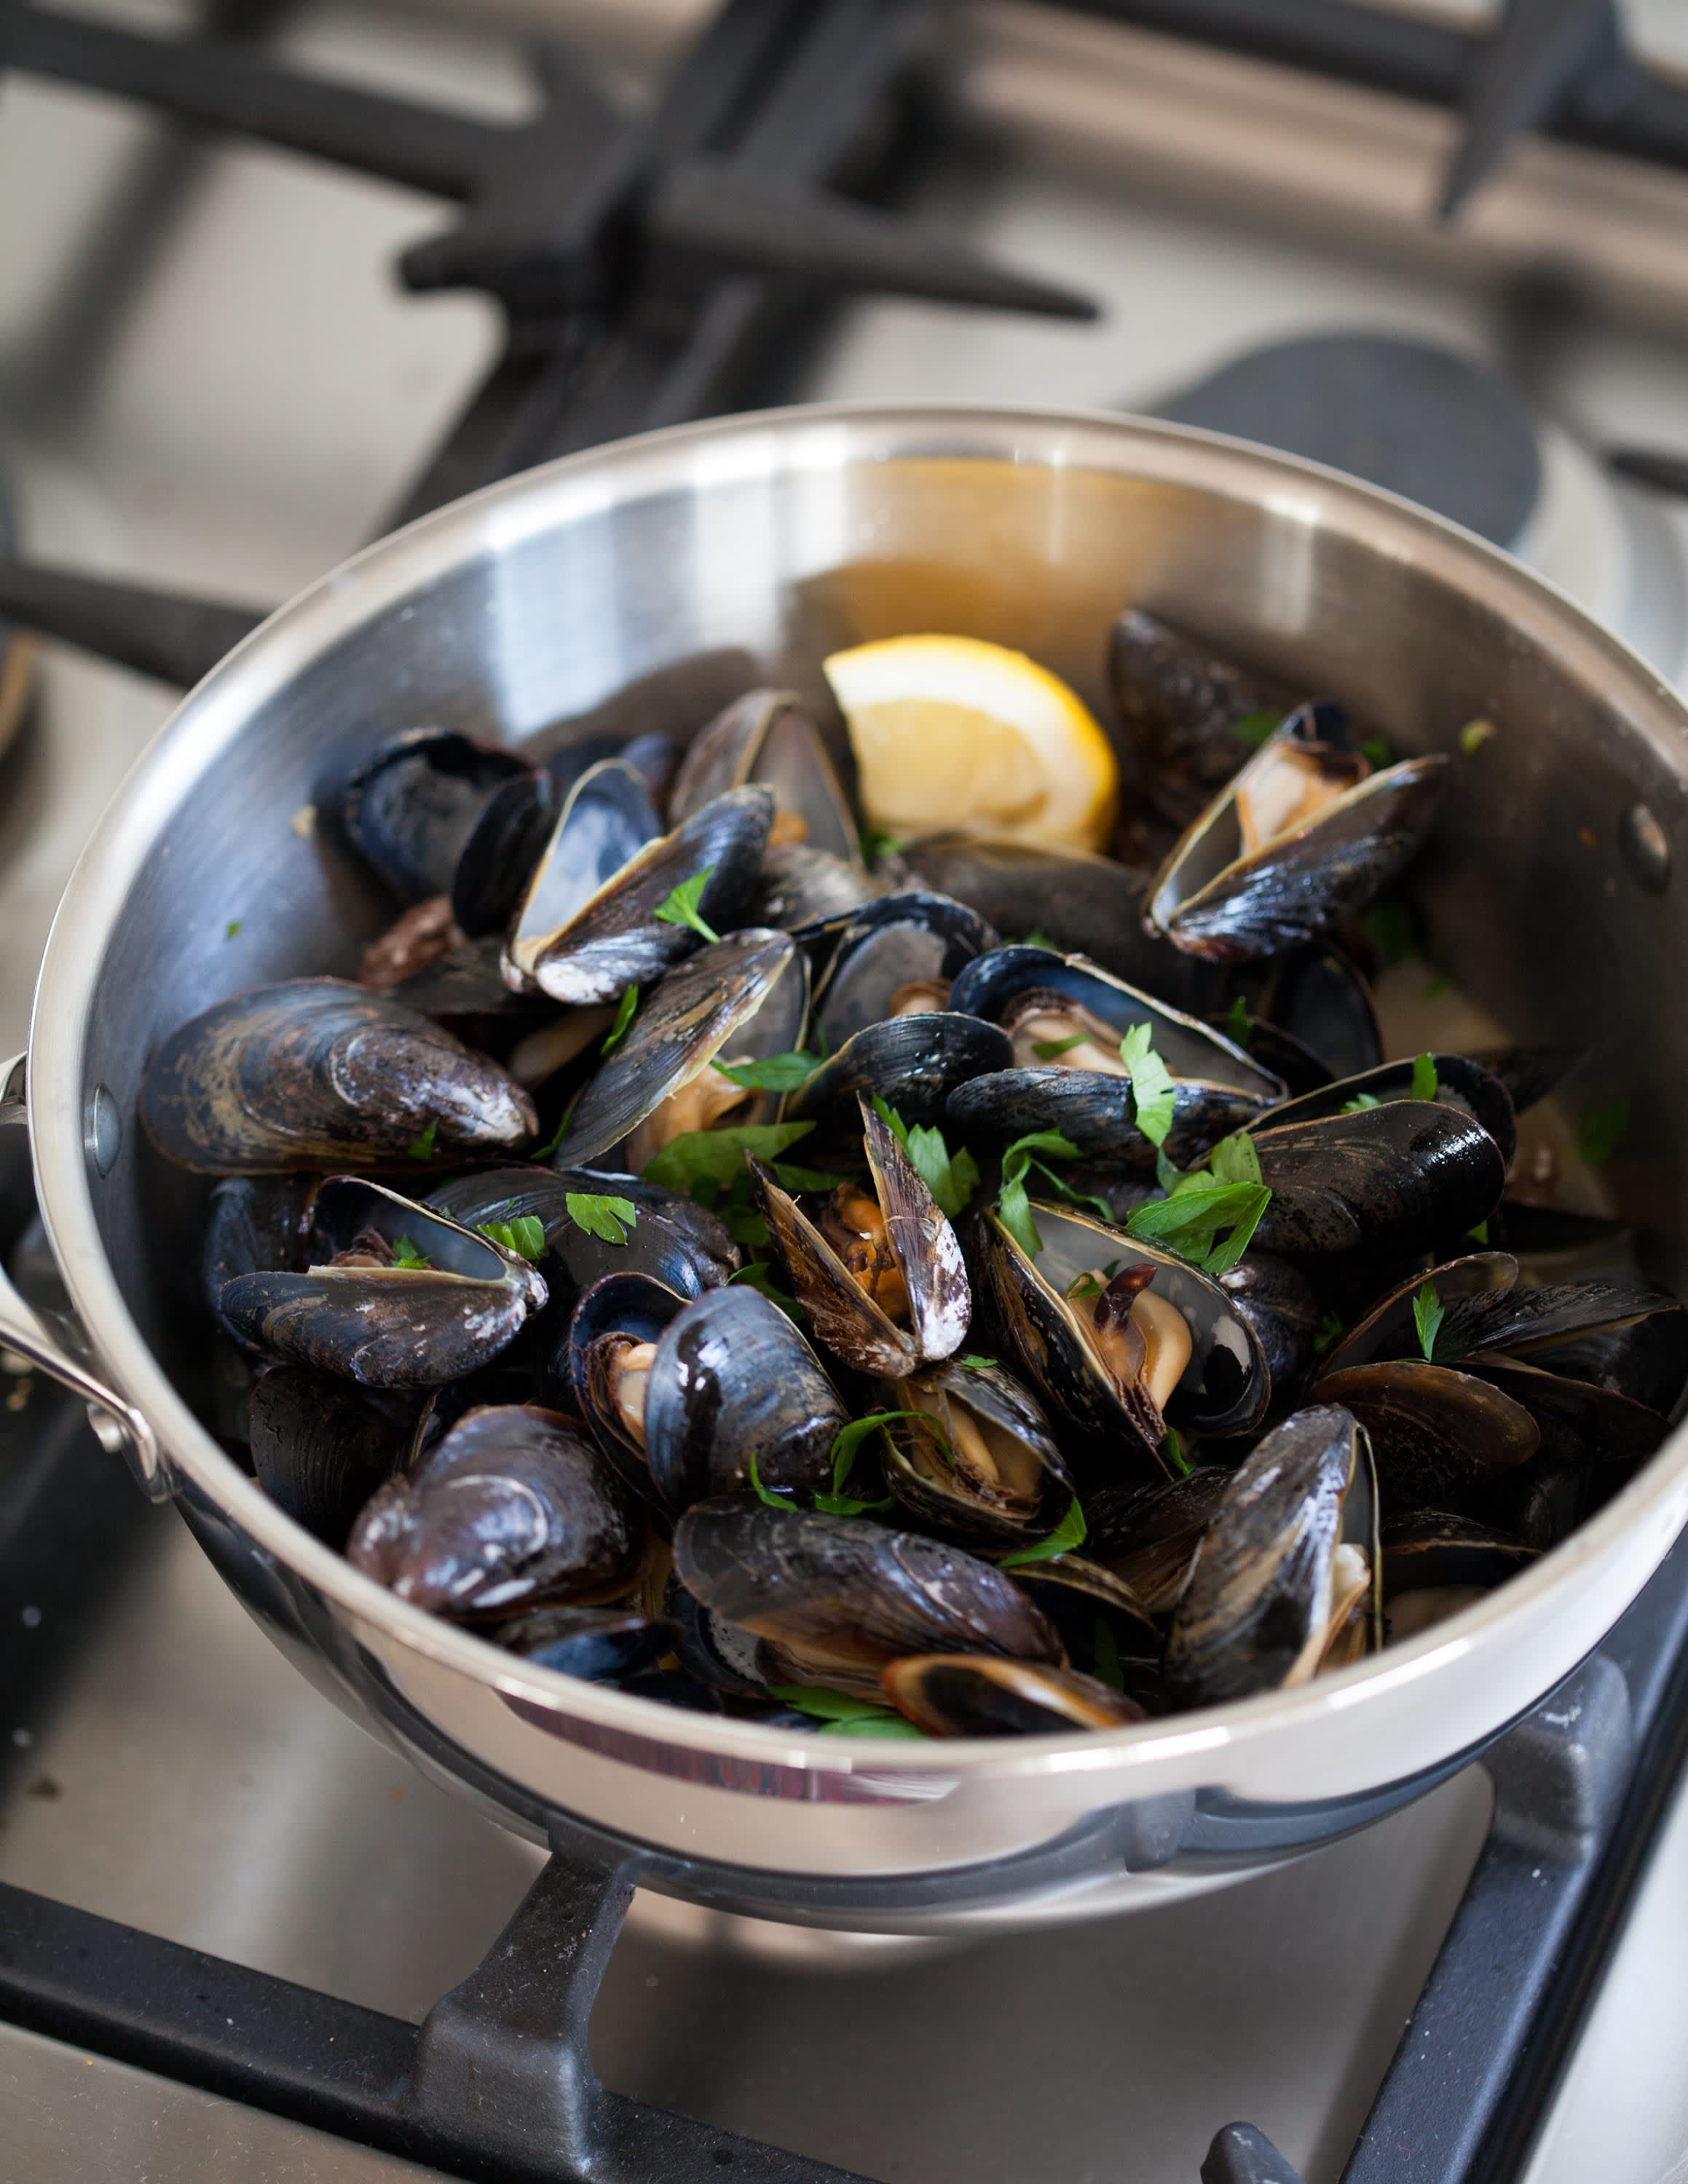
[1162,333,1543,550]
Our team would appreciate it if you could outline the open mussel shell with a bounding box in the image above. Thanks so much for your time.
[669,689,861,866]
[1108,607,1272,828]
[1315,1359,1539,1516]
[882,1655,1145,1737]
[813,893,998,1047]
[492,1603,672,1682]
[203,1176,315,1340]
[562,1271,689,1497]
[317,727,526,906]
[1164,1403,1380,1706]
[451,766,559,938]
[1246,1101,1506,1257]
[347,1403,644,1617]
[981,1204,1271,1474]
[218,1176,546,1390]
[547,929,797,1168]
[1086,1467,1232,1615]
[749,1094,969,1377]
[1006,1557,1160,1686]
[644,1284,849,1511]
[1379,1513,1538,1641]
[665,1574,774,1696]
[877,1357,1073,1548]
[671,1501,1060,1699]
[141,978,537,1173]
[1258,1054,1518,1166]
[783,1010,1011,1145]
[1314,1251,1519,1379]
[749,839,884,940]
[1463,1044,1582,1119]
[1145,705,1451,963]
[248,1364,411,1546]
[508,769,773,1005]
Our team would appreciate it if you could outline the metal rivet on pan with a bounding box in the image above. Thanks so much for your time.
[84,1085,122,1176]
[1619,802,1672,895]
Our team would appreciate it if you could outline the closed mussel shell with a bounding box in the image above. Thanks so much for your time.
[981,1203,1271,1478]
[1257,1053,1518,1166]
[1315,1358,1539,1516]
[1314,1251,1518,1380]
[1459,1354,1673,1468]
[881,1655,1145,1737]
[508,772,772,1005]
[669,688,861,866]
[492,1602,672,1682]
[347,1403,644,1617]
[1245,1101,1506,1257]
[218,1176,546,1390]
[1086,1466,1232,1615]
[141,978,537,1173]
[1250,943,1381,1083]
[879,1356,1073,1548]
[1006,1557,1160,1689]
[547,929,797,1168]
[643,1284,848,1512]
[749,1094,969,1378]
[671,1500,1060,1699]
[1164,1403,1379,1705]
[1108,606,1272,827]
[318,727,526,906]
[783,1010,1011,1147]
[203,1175,316,1345]
[1145,704,1450,963]
[248,1364,412,1546]
[813,893,998,1047]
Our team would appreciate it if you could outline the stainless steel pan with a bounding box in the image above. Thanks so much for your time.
[5,403,1688,1934]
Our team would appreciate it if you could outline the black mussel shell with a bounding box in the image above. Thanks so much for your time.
[672,1500,1060,1698]
[749,1096,969,1378]
[1108,607,1274,828]
[1315,1252,1519,1379]
[1487,1203,1631,1265]
[219,1176,546,1390]
[348,1404,644,1616]
[248,1364,411,1546]
[898,834,1215,1006]
[561,1271,690,1494]
[451,767,559,938]
[1252,943,1381,1082]
[1145,706,1450,963]
[141,979,537,1174]
[1164,1404,1379,1705]
[1207,1011,1334,1098]
[644,1286,848,1512]
[502,759,660,992]
[1450,1278,1688,1366]
[1464,1044,1582,1119]
[1247,1102,1506,1257]
[1315,1359,1539,1515]
[814,893,998,1048]
[749,839,884,939]
[784,1011,1011,1145]
[548,929,797,1168]
[1005,1557,1159,1682]
[669,689,860,866]
[1257,1054,1518,1166]
[492,1603,671,1682]
[982,1205,1271,1475]
[947,1069,1255,1176]
[318,727,526,906]
[1379,1512,1537,1641]
[1459,1355,1672,1468]
[386,935,550,1030]
[1525,1310,1688,1417]
[508,773,772,1006]
[1218,1251,1320,1396]
[664,1574,773,1696]
[881,1655,1145,1736]
[1086,1467,1232,1614]
[204,1176,315,1342]
[878,1357,1073,1549]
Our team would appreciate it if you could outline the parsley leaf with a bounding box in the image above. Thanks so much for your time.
[1229,708,1280,750]
[748,1449,796,1511]
[564,1192,638,1246]
[1577,1099,1629,1166]
[1119,1022,1177,1150]
[530,1104,574,1163]
[223,919,241,941]
[406,1119,438,1161]
[1423,972,1452,999]
[477,1214,547,1262]
[958,1353,997,1372]
[642,1120,819,1194]
[1357,735,1392,769]
[1313,1310,1344,1357]
[869,1093,908,1149]
[996,1129,1111,1257]
[601,986,639,1055]
[1033,1034,1088,1061]
[653,866,721,944]
[998,1495,1086,1567]
[390,1234,431,1269]
[1342,1092,1383,1112]
[817,1714,928,1739]
[1225,994,1252,1048]
[1459,718,1496,756]
[1412,1279,1444,1362]
[860,826,906,865]
[1125,1180,1270,1278]
[1162,1424,1190,1477]
[1410,1051,1439,1103]
[713,1051,821,1093]
[903,1121,979,1222]
[1207,1131,1263,1188]
[813,1411,908,1516]
[729,1261,806,1324]
[1019,926,1056,950]
[768,1684,927,1737]
[1468,1219,1490,1246]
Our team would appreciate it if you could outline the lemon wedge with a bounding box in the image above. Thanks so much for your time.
[823,635,1118,852]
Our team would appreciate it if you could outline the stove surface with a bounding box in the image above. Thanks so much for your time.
[7,4,1688,2180]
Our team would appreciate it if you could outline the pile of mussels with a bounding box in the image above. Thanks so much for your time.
[138,612,1688,1740]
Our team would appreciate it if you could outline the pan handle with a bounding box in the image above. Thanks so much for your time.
[0,1053,166,1497]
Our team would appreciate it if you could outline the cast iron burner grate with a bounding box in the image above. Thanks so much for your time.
[4,1123,1688,2183]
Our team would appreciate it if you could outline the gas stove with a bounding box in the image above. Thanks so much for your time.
[7,4,1688,2180]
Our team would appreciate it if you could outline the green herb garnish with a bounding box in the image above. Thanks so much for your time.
[1229,708,1280,750]
[768,1684,926,1738]
[813,1411,909,1516]
[748,1449,796,1511]
[653,866,721,944]
[713,1050,822,1093]
[1341,1092,1383,1112]
[1124,1131,1270,1277]
[1119,1021,1177,1150]
[1092,1618,1125,1693]
[1577,1099,1630,1166]
[1468,1219,1490,1246]
[223,919,241,940]
[958,1353,997,1372]
[1412,1279,1444,1362]
[642,1120,819,1194]
[1423,972,1452,1000]
[1033,1034,1088,1061]
[477,1214,547,1262]
[530,1105,574,1163]
[996,1130,1112,1258]
[1410,1051,1439,1103]
[860,826,906,865]
[999,1495,1087,1568]
[1162,1425,1190,1477]
[1357,735,1392,769]
[1019,926,1056,951]
[390,1234,431,1270]
[1459,718,1496,756]
[869,1096,978,1222]
[601,986,639,1055]
[1225,994,1252,1048]
[564,1192,638,1246]
[1313,1310,1344,1357]
[406,1119,438,1161]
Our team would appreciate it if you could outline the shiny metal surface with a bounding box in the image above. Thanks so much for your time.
[16,401,1688,1926]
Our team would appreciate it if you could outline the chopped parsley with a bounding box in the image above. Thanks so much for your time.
[1357,735,1392,769]
[1412,1279,1444,1362]
[642,1120,820,1195]
[859,826,906,865]
[601,986,639,1055]
[1313,1310,1345,1357]
[747,1449,796,1511]
[1119,1021,1177,1149]
[958,1353,998,1372]
[1225,994,1252,1048]
[768,1685,926,1738]
[813,1412,907,1517]
[713,1050,822,1093]
[871,1096,979,1221]
[1459,718,1496,756]
[406,1118,438,1161]
[223,919,242,941]
[477,1214,547,1262]
[564,1192,638,1246]
[1229,708,1280,750]
[1123,1130,1270,1277]
[1410,1051,1439,1103]
[1162,1425,1190,1477]
[1033,1034,1088,1061]
[1341,1092,1384,1112]
[390,1234,431,1270]
[999,1495,1087,1567]
[996,1129,1112,1258]
[653,866,720,944]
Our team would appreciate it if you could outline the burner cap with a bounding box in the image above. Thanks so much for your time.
[1159,333,1542,549]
